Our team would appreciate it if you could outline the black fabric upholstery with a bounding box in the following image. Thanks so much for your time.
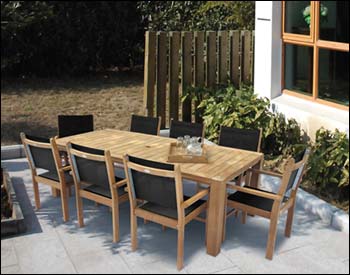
[130,115,159,135]
[39,170,73,183]
[82,177,126,198]
[58,115,94,138]
[285,149,307,193]
[139,196,205,219]
[219,127,260,151]
[128,156,177,209]
[71,143,104,156]
[25,135,57,175]
[169,120,204,139]
[228,186,288,212]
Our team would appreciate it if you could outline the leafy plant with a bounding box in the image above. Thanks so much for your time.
[304,128,349,201]
[137,1,255,31]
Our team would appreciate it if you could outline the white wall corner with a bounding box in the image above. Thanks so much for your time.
[254,1,282,100]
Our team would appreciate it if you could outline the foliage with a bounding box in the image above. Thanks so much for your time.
[1,1,144,76]
[184,85,307,159]
[137,1,255,31]
[304,128,349,201]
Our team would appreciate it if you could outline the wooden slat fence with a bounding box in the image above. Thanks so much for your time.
[143,30,255,128]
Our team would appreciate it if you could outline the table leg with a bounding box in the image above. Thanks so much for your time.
[250,158,263,189]
[206,181,226,256]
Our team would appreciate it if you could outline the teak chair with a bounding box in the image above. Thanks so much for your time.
[67,143,129,242]
[130,114,161,136]
[123,155,209,270]
[224,149,310,260]
[169,119,205,140]
[58,114,94,138]
[21,133,73,222]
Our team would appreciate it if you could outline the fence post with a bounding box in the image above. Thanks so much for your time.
[143,31,156,117]
[242,30,252,85]
[229,30,240,88]
[156,32,167,128]
[181,32,193,122]
[194,31,205,123]
[206,31,216,88]
[218,31,228,84]
[169,32,180,125]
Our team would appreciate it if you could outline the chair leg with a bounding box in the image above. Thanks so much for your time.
[112,202,120,243]
[285,202,296,238]
[32,176,41,210]
[241,211,247,224]
[222,193,228,243]
[60,186,69,222]
[52,187,60,197]
[75,190,84,227]
[131,211,138,251]
[177,227,185,270]
[266,213,279,260]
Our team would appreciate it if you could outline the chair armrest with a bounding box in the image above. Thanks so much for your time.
[228,185,282,201]
[113,179,127,188]
[247,168,283,178]
[182,189,209,209]
[60,165,71,172]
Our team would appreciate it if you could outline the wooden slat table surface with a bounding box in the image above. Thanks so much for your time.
[56,129,264,256]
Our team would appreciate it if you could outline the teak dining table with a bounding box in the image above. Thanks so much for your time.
[56,129,264,257]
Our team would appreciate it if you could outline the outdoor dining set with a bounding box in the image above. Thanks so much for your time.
[20,114,310,270]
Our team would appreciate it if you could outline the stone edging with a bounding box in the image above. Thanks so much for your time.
[1,145,26,160]
[260,175,349,234]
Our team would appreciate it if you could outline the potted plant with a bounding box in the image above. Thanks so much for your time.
[303,4,328,28]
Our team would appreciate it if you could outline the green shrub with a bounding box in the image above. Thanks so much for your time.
[137,1,255,31]
[184,85,307,158]
[304,128,349,201]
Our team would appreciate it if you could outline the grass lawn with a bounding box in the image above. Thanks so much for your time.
[1,71,144,145]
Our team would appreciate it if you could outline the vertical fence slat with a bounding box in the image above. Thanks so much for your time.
[143,31,156,117]
[251,31,255,84]
[218,31,228,84]
[156,32,167,128]
[194,31,205,123]
[229,30,240,88]
[206,31,216,88]
[242,30,252,85]
[169,31,180,124]
[181,32,193,122]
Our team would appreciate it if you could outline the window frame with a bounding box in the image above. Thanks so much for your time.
[282,1,349,111]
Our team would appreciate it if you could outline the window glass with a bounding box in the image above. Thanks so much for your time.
[318,49,349,106]
[285,1,311,35]
[285,44,313,96]
[319,1,349,43]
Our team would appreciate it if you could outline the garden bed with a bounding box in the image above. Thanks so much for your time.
[1,167,26,236]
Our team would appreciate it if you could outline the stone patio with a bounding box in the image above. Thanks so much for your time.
[1,158,349,274]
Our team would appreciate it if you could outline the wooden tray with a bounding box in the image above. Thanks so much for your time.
[167,142,208,163]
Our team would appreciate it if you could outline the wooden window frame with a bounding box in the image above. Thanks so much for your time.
[282,1,349,111]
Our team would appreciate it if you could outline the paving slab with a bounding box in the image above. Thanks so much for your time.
[1,158,349,274]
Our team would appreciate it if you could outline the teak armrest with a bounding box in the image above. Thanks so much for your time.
[113,179,127,188]
[182,189,209,209]
[227,185,282,201]
[60,165,71,172]
[248,168,283,178]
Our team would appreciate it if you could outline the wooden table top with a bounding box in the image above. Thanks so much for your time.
[56,129,263,185]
